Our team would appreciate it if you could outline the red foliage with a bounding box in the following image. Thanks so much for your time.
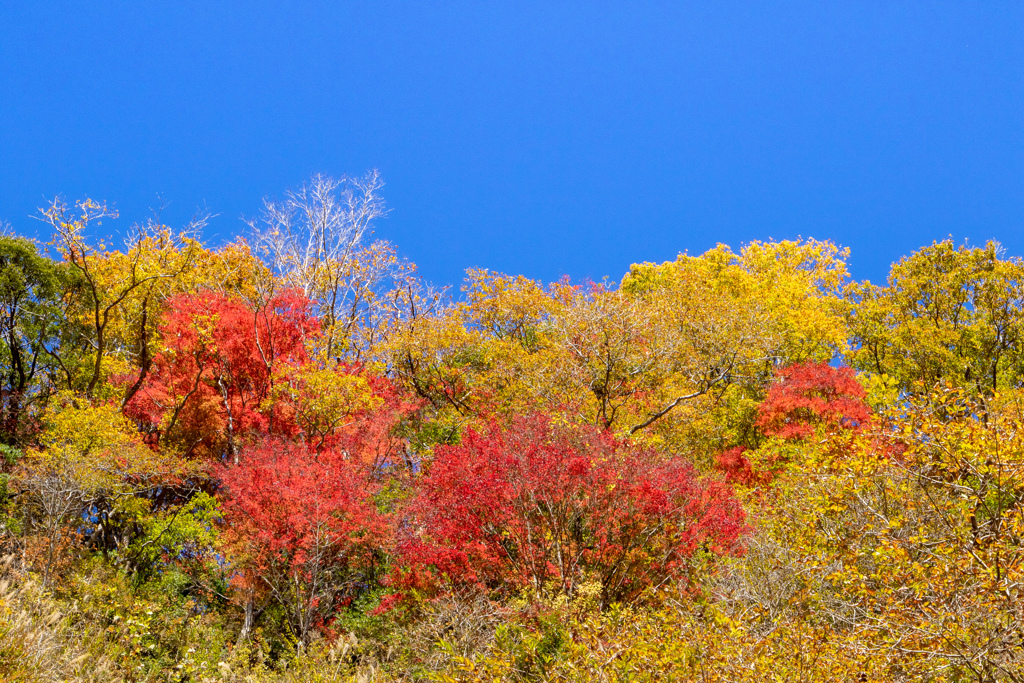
[125,290,319,458]
[716,362,873,486]
[339,373,422,473]
[714,446,763,486]
[755,362,871,440]
[270,363,422,470]
[219,438,390,642]
[389,414,746,606]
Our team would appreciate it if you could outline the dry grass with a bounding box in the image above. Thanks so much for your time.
[0,555,119,682]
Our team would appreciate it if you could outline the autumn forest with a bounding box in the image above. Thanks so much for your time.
[2,174,1023,682]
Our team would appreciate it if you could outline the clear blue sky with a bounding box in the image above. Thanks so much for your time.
[1,2,1022,288]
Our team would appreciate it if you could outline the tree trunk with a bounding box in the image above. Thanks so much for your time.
[236,589,255,647]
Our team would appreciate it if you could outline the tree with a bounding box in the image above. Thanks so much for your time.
[755,362,871,440]
[0,236,70,445]
[267,362,420,470]
[392,414,746,607]
[14,392,189,586]
[219,438,390,646]
[381,239,848,462]
[124,290,318,461]
[846,239,1024,396]
[716,362,872,485]
[706,383,1024,681]
[250,172,418,360]
[615,238,848,440]
[549,274,769,435]
[38,198,204,397]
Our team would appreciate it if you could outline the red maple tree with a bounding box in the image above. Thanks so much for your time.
[389,414,746,607]
[756,361,871,439]
[717,362,872,485]
[124,290,319,460]
[219,438,390,645]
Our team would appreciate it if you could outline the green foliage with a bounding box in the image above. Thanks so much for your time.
[0,236,76,445]
[127,491,222,581]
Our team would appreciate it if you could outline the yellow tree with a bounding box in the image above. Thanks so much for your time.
[39,199,203,399]
[846,239,1024,395]
[585,238,847,447]
[702,385,1024,680]
[379,239,849,458]
[380,268,563,439]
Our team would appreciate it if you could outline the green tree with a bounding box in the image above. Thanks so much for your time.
[0,236,71,446]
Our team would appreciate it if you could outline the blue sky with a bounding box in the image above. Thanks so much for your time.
[1,2,1022,288]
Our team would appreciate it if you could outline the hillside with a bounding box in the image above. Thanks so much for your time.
[2,184,1022,681]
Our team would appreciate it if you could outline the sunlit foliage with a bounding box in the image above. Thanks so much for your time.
[1,181,1021,681]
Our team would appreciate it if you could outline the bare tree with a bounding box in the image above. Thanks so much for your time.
[249,172,399,359]
[18,467,85,587]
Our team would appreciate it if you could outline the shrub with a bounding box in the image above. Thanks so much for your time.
[391,414,746,607]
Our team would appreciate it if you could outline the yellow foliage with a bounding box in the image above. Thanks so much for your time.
[15,393,192,585]
[34,392,186,493]
[267,364,381,451]
[846,239,1024,395]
